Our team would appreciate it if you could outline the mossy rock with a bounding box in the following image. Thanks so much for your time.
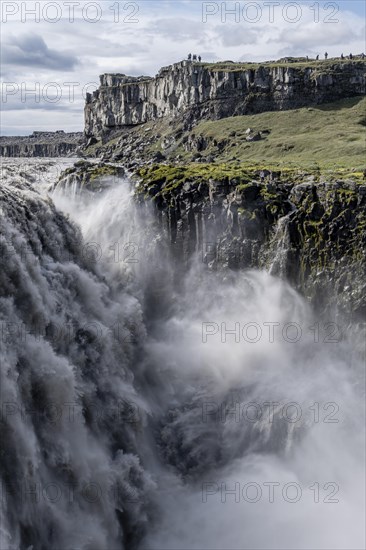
[56,161,125,194]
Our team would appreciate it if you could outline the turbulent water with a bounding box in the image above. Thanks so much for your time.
[0,160,365,550]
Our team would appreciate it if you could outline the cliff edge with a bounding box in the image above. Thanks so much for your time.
[85,59,366,138]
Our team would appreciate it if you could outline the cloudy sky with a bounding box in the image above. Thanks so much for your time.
[1,0,365,135]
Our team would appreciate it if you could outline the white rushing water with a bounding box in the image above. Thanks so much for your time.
[0,160,365,549]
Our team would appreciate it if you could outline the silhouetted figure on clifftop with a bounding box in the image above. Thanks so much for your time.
[198,55,202,62]
[316,54,319,60]
[324,52,328,59]
[188,53,192,61]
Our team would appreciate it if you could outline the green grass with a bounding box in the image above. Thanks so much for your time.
[181,97,366,171]
[133,97,366,197]
[99,96,365,184]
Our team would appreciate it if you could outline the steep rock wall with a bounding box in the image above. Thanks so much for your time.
[0,132,84,158]
[139,176,366,322]
[85,60,366,137]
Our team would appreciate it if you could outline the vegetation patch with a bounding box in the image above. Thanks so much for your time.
[192,97,366,171]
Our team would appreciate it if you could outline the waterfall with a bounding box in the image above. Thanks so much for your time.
[268,205,296,279]
[1,161,365,549]
[0,167,155,550]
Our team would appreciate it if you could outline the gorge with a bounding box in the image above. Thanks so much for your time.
[80,58,366,321]
[0,57,365,550]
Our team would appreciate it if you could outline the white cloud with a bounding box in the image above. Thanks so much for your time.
[214,25,260,47]
[146,17,210,42]
[0,1,364,134]
[2,33,79,70]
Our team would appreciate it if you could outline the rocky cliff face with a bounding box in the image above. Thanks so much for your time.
[138,173,366,322]
[85,60,366,138]
[0,131,84,157]
[49,158,366,322]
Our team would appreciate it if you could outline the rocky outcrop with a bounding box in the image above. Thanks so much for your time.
[139,174,366,322]
[85,60,366,138]
[0,131,84,157]
[51,160,125,194]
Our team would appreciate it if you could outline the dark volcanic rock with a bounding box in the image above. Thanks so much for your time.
[137,175,366,322]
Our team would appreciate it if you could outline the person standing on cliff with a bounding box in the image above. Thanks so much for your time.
[198,55,202,62]
[316,54,319,60]
[324,52,328,59]
[188,53,192,61]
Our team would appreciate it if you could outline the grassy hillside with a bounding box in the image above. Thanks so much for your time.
[87,96,366,181]
[131,97,365,192]
[149,97,366,172]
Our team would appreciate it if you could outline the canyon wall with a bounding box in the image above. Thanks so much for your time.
[85,60,366,137]
[139,173,366,322]
[0,131,84,157]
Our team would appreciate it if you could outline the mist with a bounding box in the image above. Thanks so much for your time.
[0,164,364,549]
[54,172,365,549]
